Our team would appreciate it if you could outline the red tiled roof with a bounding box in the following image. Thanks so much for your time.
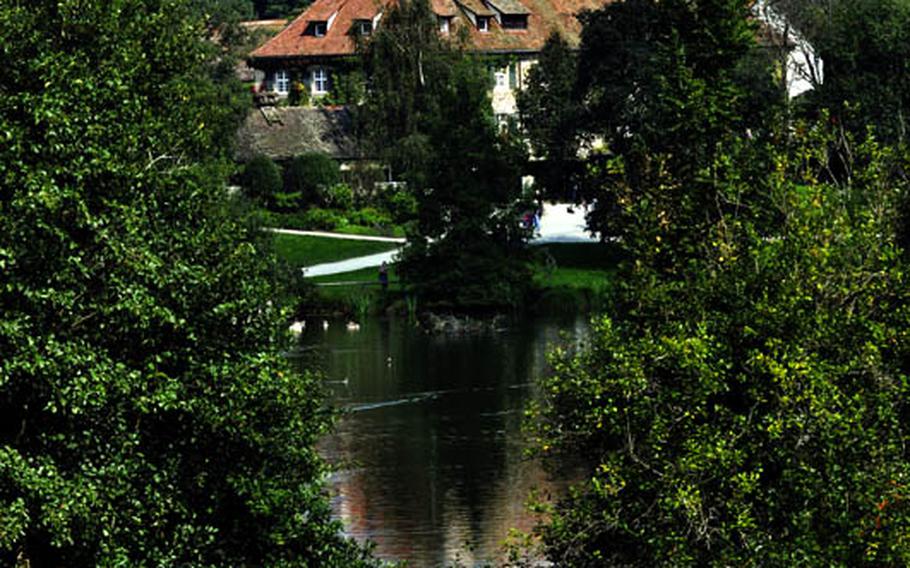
[457,0,495,17]
[487,0,531,15]
[250,0,608,60]
[431,0,459,17]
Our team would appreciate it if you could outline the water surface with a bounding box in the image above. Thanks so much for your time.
[298,315,588,567]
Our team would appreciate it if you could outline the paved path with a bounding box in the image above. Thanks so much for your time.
[293,202,597,277]
[302,249,400,278]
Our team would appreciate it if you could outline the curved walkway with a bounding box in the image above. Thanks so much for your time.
[302,249,400,278]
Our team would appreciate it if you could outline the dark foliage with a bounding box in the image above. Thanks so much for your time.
[0,1,376,565]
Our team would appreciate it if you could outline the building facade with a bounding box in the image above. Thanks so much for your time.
[248,0,605,119]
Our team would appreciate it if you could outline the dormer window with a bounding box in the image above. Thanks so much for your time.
[501,14,527,29]
[308,21,327,36]
[438,16,451,34]
[477,16,489,32]
[355,19,373,35]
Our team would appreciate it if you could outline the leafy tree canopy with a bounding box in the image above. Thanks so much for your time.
[252,0,309,19]
[799,0,910,145]
[532,117,910,567]
[360,0,530,310]
[517,33,584,199]
[569,0,783,240]
[527,1,910,563]
[0,1,374,565]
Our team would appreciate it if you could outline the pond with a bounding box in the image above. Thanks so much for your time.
[295,314,589,567]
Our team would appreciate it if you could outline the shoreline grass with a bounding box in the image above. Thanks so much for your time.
[298,242,623,314]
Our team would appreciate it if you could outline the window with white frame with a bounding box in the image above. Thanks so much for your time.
[438,16,451,33]
[477,17,489,32]
[312,67,329,95]
[312,21,327,36]
[272,69,290,94]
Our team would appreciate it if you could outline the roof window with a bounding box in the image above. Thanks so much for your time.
[355,19,373,35]
[307,21,327,36]
[501,14,527,29]
[477,16,489,32]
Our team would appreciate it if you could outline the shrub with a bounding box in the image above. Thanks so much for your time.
[240,154,282,204]
[284,153,340,208]
[289,80,309,107]
[272,190,303,211]
[383,186,418,222]
[349,206,392,228]
[319,183,355,211]
[300,207,349,231]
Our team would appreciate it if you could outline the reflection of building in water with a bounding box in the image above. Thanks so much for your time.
[442,487,474,567]
[316,316,588,566]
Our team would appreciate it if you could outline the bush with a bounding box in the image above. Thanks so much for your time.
[349,206,392,228]
[289,80,309,107]
[240,154,282,204]
[284,153,340,208]
[319,183,355,210]
[272,190,303,211]
[300,207,349,231]
[383,185,418,222]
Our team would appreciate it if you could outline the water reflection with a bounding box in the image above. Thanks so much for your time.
[298,315,587,567]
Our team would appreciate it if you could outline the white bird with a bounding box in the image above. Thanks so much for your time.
[346,321,361,332]
[288,320,305,336]
[322,320,329,331]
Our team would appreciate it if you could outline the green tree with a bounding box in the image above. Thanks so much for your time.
[361,0,530,309]
[530,120,910,564]
[0,1,375,565]
[772,0,910,145]
[574,0,782,241]
[517,33,583,199]
[252,0,307,18]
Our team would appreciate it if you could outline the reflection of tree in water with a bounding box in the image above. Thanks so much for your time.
[315,316,587,566]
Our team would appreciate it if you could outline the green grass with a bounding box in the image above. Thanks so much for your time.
[289,240,622,315]
[272,233,399,268]
[333,224,407,238]
[530,243,623,312]
[532,242,623,290]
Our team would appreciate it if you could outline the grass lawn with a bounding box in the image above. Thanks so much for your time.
[285,239,622,315]
[272,233,400,268]
[532,242,622,291]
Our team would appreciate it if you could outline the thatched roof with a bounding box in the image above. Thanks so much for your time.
[235,106,360,162]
